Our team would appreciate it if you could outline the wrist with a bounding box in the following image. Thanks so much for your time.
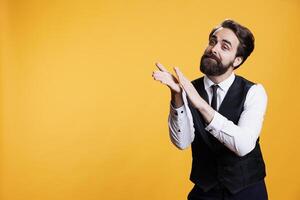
[170,89,183,108]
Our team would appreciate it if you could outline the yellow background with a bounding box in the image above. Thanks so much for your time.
[1,0,299,199]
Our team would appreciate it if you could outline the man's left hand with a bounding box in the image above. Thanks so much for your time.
[173,67,204,110]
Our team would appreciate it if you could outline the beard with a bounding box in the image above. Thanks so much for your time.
[200,53,233,76]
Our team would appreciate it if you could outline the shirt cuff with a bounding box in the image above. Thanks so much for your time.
[170,101,186,119]
[205,111,227,133]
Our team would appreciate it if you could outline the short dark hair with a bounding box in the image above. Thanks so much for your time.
[208,19,255,69]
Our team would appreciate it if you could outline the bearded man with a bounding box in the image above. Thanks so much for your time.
[152,19,268,200]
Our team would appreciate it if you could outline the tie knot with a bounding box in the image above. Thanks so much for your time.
[211,84,219,93]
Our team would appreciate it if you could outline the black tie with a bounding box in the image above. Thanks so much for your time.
[211,84,219,110]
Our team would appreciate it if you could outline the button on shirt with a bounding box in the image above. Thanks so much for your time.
[168,72,268,156]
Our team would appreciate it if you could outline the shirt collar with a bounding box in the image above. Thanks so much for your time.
[203,72,235,92]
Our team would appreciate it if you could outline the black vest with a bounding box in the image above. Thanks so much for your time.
[187,75,266,194]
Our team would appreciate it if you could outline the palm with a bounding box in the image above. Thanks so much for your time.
[152,62,181,93]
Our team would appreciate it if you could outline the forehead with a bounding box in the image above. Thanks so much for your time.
[211,27,240,49]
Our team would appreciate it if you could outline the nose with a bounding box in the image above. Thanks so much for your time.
[211,44,219,56]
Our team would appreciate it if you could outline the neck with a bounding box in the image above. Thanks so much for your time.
[207,68,234,84]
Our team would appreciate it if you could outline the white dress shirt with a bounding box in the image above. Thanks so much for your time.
[168,72,268,157]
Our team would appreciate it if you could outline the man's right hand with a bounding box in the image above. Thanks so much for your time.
[152,62,181,93]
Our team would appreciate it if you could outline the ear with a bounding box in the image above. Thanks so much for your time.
[233,57,243,68]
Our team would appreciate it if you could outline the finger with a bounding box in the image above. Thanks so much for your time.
[152,70,164,79]
[152,71,166,83]
[175,67,190,83]
[174,67,184,78]
[173,67,184,88]
[154,75,166,85]
[155,62,168,72]
[173,67,180,84]
[173,67,184,82]
[173,67,191,91]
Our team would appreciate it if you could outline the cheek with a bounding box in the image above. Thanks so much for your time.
[205,45,214,53]
[203,48,210,54]
[221,53,235,65]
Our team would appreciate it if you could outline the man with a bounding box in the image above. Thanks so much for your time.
[152,19,268,199]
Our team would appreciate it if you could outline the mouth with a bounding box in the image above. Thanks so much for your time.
[204,55,220,63]
[206,57,218,62]
[207,57,216,61]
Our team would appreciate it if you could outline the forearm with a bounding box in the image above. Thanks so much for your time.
[206,112,261,156]
[204,84,268,156]
[168,90,195,150]
[196,100,215,124]
[168,110,194,150]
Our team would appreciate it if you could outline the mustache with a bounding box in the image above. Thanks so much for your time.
[203,53,221,63]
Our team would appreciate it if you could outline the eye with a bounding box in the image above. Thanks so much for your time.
[209,39,216,45]
[222,45,229,51]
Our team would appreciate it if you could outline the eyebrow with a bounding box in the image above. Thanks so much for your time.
[210,35,232,48]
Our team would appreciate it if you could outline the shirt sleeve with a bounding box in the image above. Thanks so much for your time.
[205,83,268,156]
[168,90,195,150]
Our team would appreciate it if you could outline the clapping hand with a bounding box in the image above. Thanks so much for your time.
[152,62,181,93]
[172,67,205,110]
[152,62,214,123]
[152,62,206,111]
